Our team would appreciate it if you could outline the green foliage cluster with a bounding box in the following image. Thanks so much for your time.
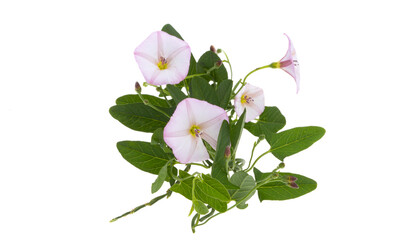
[109,24,325,232]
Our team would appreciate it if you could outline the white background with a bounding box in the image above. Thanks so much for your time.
[1,0,402,239]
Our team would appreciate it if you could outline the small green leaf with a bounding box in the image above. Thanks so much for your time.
[166,84,187,105]
[151,162,169,193]
[216,80,233,109]
[193,200,209,215]
[212,121,239,189]
[197,51,228,82]
[109,103,170,133]
[228,172,256,209]
[116,94,173,107]
[189,77,219,106]
[244,106,286,141]
[151,128,171,153]
[170,171,194,200]
[253,168,317,201]
[194,174,231,212]
[269,126,326,160]
[230,109,246,157]
[116,141,173,175]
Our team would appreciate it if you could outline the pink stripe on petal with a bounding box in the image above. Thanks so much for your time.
[164,129,190,138]
[201,132,217,149]
[185,99,196,125]
[157,31,164,58]
[134,52,157,65]
[166,46,189,63]
[198,112,227,130]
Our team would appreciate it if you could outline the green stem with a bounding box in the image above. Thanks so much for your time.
[188,163,210,169]
[110,192,169,222]
[245,148,272,173]
[222,50,233,80]
[245,140,260,170]
[233,63,277,97]
[138,92,170,118]
[159,85,172,107]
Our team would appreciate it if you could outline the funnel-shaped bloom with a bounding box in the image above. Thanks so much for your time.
[134,31,191,85]
[234,83,265,123]
[274,34,300,93]
[164,98,228,164]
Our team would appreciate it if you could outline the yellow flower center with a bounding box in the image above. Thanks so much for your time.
[241,94,254,104]
[190,125,202,138]
[158,57,168,70]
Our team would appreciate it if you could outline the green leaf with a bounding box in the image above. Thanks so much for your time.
[194,174,231,212]
[230,109,246,157]
[151,162,169,193]
[151,128,171,153]
[189,77,219,106]
[228,172,256,209]
[212,121,239,189]
[109,103,170,133]
[161,24,197,76]
[193,200,209,215]
[197,51,228,82]
[216,80,233,109]
[116,94,173,108]
[269,126,326,160]
[116,141,173,175]
[170,170,194,200]
[253,168,317,201]
[166,84,187,105]
[244,106,286,141]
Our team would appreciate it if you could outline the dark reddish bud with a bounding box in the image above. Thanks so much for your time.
[288,176,298,182]
[224,146,231,158]
[216,60,222,67]
[135,81,142,93]
[288,182,299,189]
[210,45,216,53]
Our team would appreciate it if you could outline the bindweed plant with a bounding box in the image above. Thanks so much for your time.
[109,24,325,233]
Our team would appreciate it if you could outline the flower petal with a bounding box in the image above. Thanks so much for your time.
[234,83,265,122]
[165,134,208,163]
[280,33,300,93]
[134,31,191,85]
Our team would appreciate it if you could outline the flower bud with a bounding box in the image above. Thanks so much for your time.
[258,134,266,141]
[135,81,142,93]
[216,60,222,67]
[288,175,298,182]
[216,48,222,53]
[279,162,285,169]
[288,181,299,189]
[210,45,216,53]
[224,146,231,158]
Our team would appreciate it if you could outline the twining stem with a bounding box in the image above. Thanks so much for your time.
[138,92,170,118]
[245,140,261,170]
[159,85,172,107]
[245,149,272,173]
[221,50,233,80]
[188,163,210,169]
[233,63,278,97]
[184,63,221,80]
[195,172,279,227]
[110,191,169,222]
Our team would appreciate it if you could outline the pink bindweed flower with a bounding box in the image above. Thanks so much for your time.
[134,31,191,85]
[272,34,300,93]
[234,83,265,123]
[163,98,228,164]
